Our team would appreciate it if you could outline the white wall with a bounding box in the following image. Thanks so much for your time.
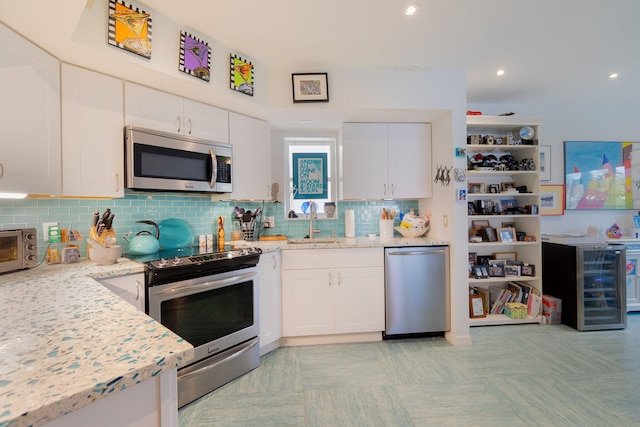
[469,103,640,238]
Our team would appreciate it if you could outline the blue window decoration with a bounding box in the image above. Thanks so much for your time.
[292,153,327,199]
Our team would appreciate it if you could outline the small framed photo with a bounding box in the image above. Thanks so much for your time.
[468,202,478,215]
[521,264,536,276]
[501,221,515,229]
[488,265,505,277]
[493,251,517,261]
[473,266,489,279]
[292,73,329,103]
[469,295,486,318]
[485,227,498,242]
[472,220,490,229]
[470,228,484,241]
[539,145,551,181]
[488,184,500,194]
[469,252,478,264]
[497,227,516,242]
[476,255,492,266]
[500,181,516,191]
[469,183,485,194]
[504,264,521,276]
[516,231,527,241]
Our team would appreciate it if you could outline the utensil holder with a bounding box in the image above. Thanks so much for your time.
[380,219,394,239]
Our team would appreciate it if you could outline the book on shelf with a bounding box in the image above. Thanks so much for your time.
[527,290,542,316]
[490,288,515,315]
[507,282,523,303]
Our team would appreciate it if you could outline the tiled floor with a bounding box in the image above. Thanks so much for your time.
[179,314,640,426]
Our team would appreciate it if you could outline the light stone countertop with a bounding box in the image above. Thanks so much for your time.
[235,235,450,251]
[0,258,194,427]
[0,236,447,427]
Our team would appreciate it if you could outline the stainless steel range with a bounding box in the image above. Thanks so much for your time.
[142,245,262,407]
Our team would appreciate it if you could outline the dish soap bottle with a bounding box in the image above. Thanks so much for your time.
[217,216,225,250]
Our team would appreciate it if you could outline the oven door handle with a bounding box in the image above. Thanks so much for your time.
[152,270,256,299]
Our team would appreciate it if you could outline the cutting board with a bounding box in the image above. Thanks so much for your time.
[259,235,288,241]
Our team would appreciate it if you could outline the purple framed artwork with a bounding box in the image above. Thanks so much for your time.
[230,54,254,96]
[179,31,211,82]
[108,0,152,59]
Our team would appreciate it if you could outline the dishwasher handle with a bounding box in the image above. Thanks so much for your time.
[386,248,448,256]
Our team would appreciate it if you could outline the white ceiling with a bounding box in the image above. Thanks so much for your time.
[149,0,640,107]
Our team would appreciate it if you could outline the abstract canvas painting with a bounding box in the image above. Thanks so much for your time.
[230,54,254,96]
[179,31,211,81]
[564,141,640,210]
[108,0,152,59]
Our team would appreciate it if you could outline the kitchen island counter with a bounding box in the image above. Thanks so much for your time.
[0,259,194,427]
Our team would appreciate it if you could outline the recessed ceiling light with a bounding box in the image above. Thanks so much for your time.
[405,4,419,15]
[301,120,312,126]
[496,69,505,76]
[609,73,619,79]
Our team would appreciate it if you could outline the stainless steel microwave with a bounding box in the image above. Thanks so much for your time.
[125,126,233,193]
[0,228,37,274]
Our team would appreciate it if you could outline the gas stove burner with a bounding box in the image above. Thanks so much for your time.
[146,246,262,270]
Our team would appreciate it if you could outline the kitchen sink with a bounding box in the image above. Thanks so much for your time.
[288,238,340,244]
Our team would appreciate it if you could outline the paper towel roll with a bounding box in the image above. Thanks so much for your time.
[345,209,355,237]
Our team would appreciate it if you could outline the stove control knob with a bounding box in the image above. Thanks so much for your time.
[158,258,168,268]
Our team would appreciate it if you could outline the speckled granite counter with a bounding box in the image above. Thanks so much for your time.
[0,259,194,427]
[236,235,449,251]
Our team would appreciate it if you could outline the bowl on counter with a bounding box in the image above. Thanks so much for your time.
[394,226,429,238]
[89,245,122,265]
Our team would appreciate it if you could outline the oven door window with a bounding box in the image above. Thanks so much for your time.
[134,143,212,182]
[160,280,253,347]
[0,236,18,262]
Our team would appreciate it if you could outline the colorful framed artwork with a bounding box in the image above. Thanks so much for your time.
[540,184,565,216]
[108,0,152,59]
[292,153,328,199]
[179,31,210,82]
[292,73,329,103]
[230,54,254,96]
[564,140,640,210]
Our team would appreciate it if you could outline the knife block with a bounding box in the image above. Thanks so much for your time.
[88,226,116,250]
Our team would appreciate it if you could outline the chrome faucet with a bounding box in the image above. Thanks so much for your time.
[308,202,320,240]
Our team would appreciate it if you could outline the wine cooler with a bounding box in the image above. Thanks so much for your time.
[542,242,626,331]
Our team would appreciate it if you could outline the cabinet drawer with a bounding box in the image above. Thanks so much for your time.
[283,247,383,270]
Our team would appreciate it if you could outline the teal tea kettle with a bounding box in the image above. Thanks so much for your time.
[124,220,160,255]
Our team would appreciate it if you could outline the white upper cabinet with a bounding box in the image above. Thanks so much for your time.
[124,82,229,142]
[229,112,271,200]
[61,64,124,198]
[341,122,432,200]
[0,23,61,195]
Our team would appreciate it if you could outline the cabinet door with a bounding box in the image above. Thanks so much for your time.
[229,112,271,200]
[334,267,385,333]
[341,123,388,199]
[259,251,282,348]
[388,123,431,198]
[282,269,333,336]
[124,82,183,134]
[626,254,640,307]
[99,273,145,311]
[0,23,61,195]
[61,64,124,197]
[183,99,229,142]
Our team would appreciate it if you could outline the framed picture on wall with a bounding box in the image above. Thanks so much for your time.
[539,145,551,181]
[540,184,565,216]
[292,73,329,103]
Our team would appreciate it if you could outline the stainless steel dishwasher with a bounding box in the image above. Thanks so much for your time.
[384,246,449,338]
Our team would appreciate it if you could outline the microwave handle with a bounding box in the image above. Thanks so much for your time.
[209,148,217,189]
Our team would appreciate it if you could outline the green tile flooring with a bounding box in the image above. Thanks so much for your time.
[179,314,640,426]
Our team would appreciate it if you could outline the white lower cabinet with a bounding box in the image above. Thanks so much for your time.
[258,251,282,352]
[282,248,384,337]
[98,273,145,312]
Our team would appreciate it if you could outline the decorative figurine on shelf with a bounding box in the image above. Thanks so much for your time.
[606,223,623,239]
[217,216,225,250]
